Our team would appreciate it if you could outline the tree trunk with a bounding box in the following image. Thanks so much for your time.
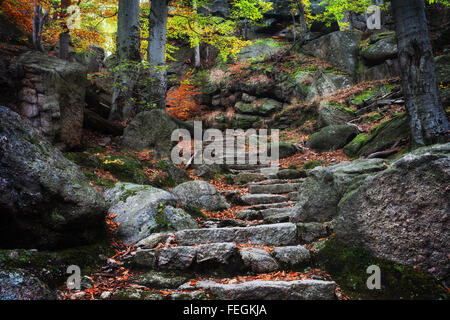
[148,0,169,109]
[32,4,48,52]
[59,0,71,60]
[110,0,141,121]
[391,0,449,147]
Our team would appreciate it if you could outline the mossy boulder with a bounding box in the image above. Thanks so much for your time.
[361,33,398,63]
[343,114,409,158]
[235,98,283,116]
[302,160,324,170]
[0,107,107,249]
[290,159,388,223]
[307,125,359,152]
[272,142,298,159]
[232,172,266,185]
[335,144,450,281]
[172,180,230,211]
[105,183,197,244]
[238,38,288,61]
[101,154,149,185]
[313,239,447,300]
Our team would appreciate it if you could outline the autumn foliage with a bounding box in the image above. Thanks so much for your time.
[0,0,36,34]
[166,76,205,121]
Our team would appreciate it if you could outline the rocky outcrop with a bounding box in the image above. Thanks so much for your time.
[11,51,87,149]
[0,107,107,249]
[303,31,362,76]
[361,33,398,64]
[306,125,359,152]
[318,104,355,128]
[105,183,198,244]
[122,109,179,158]
[335,144,450,280]
[290,159,388,223]
[306,68,352,101]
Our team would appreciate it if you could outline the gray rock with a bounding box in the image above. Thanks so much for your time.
[361,33,398,63]
[307,68,352,101]
[272,246,310,266]
[360,59,400,81]
[135,271,190,289]
[105,183,190,244]
[307,125,359,152]
[179,279,337,300]
[158,246,197,270]
[0,107,107,249]
[122,109,178,158]
[318,104,355,128]
[275,169,306,179]
[290,159,388,223]
[263,212,292,224]
[0,269,56,300]
[238,39,287,61]
[236,210,262,221]
[196,243,239,266]
[174,223,298,246]
[239,248,279,273]
[435,53,450,84]
[136,233,169,249]
[172,180,230,211]
[297,222,330,243]
[241,194,289,205]
[303,31,361,75]
[335,144,450,279]
[248,183,301,194]
[132,249,158,268]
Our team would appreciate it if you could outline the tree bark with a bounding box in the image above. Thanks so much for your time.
[32,4,49,52]
[148,0,169,109]
[391,0,449,147]
[59,0,71,60]
[110,0,141,121]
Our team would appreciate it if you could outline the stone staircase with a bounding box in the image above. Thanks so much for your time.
[123,161,337,300]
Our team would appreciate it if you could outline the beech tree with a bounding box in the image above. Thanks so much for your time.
[147,0,169,109]
[110,0,141,121]
[391,0,449,147]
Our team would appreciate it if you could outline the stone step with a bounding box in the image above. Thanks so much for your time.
[179,279,337,300]
[132,243,310,273]
[236,207,293,221]
[247,201,296,211]
[248,183,301,195]
[174,223,298,246]
[246,178,305,186]
[263,212,293,224]
[241,194,290,205]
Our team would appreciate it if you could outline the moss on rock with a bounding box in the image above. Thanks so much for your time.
[313,239,447,300]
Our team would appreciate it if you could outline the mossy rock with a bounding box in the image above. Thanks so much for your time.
[0,242,114,289]
[63,152,101,168]
[101,155,149,185]
[313,239,447,300]
[302,160,325,170]
[152,159,190,188]
[350,90,375,105]
[307,125,359,152]
[343,114,409,158]
[233,172,266,185]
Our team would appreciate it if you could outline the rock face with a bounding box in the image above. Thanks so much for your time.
[11,51,87,149]
[238,38,287,61]
[122,109,179,158]
[335,144,450,280]
[306,68,352,101]
[0,107,107,249]
[105,183,198,244]
[318,104,355,128]
[0,269,56,300]
[307,125,359,152]
[172,181,230,211]
[290,159,388,223]
[303,31,362,76]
